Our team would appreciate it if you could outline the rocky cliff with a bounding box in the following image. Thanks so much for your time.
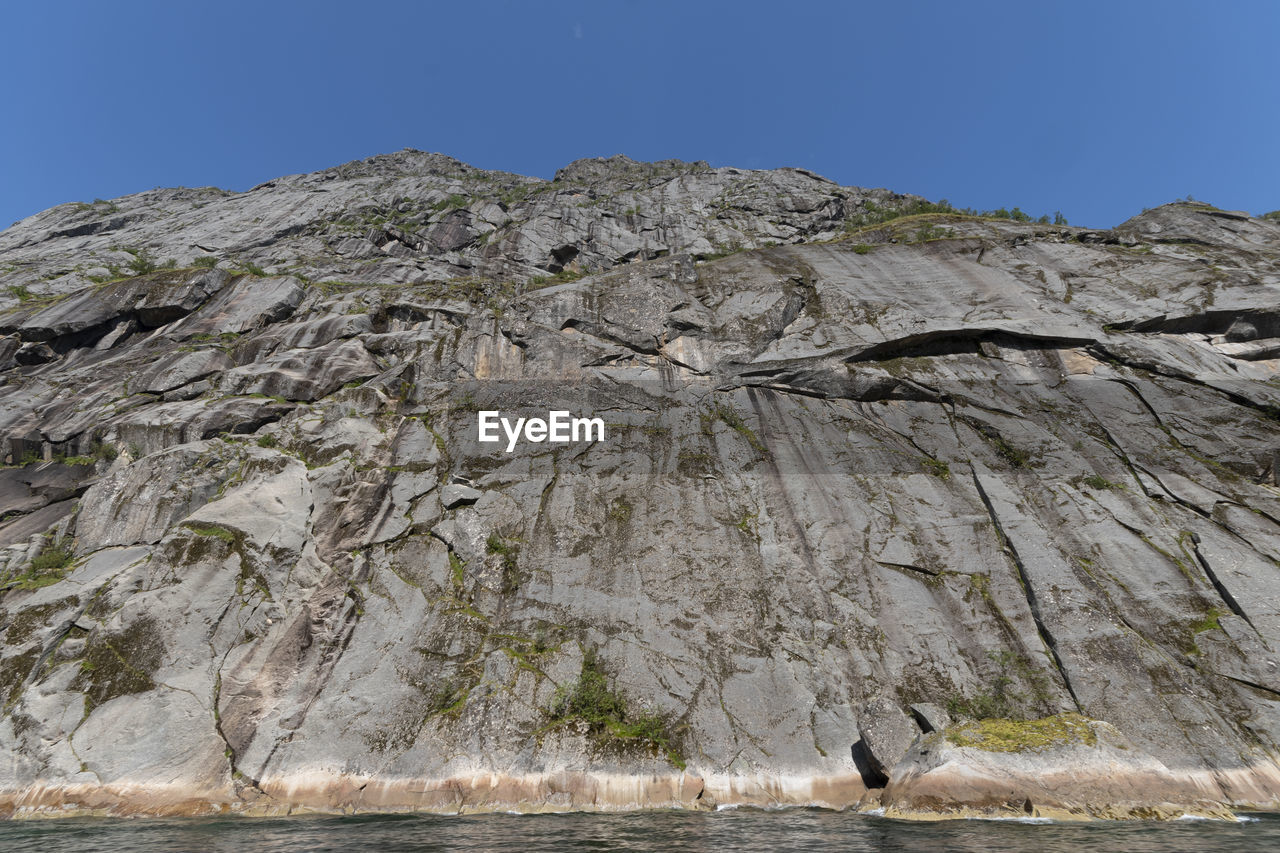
[1,151,1279,820]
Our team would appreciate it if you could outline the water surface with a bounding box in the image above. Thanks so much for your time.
[1,808,1275,852]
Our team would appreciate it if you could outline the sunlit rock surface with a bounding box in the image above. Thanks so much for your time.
[0,154,1278,819]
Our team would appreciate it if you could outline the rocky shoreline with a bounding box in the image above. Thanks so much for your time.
[3,760,1277,821]
[4,713,1279,822]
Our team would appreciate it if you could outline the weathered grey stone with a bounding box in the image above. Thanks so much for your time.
[218,338,379,401]
[0,160,1278,820]
[138,349,232,395]
[441,483,482,508]
[75,443,238,550]
[857,697,918,784]
[909,703,951,734]
[882,718,1237,820]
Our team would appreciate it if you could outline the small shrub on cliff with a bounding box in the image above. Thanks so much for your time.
[53,453,95,466]
[990,434,1032,469]
[1079,474,1121,491]
[550,648,685,769]
[701,404,764,454]
[911,223,952,243]
[426,678,469,717]
[431,194,469,212]
[124,248,158,276]
[552,648,626,723]
[29,539,73,574]
[91,440,118,462]
[8,538,76,590]
[486,533,521,593]
[921,457,951,480]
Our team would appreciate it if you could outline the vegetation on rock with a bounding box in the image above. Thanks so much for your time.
[946,712,1098,753]
[549,648,685,769]
[2,538,75,590]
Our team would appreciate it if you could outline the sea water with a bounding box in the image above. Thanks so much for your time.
[0,809,1275,852]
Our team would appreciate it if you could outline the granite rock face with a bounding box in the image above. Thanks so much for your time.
[0,151,913,295]
[0,155,1279,819]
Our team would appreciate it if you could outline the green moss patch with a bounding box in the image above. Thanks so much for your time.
[921,457,951,480]
[990,434,1032,468]
[3,596,78,646]
[184,524,238,543]
[425,677,471,718]
[1076,474,1122,491]
[1191,607,1225,635]
[946,712,1097,753]
[448,550,466,590]
[946,649,1054,720]
[71,617,165,711]
[548,648,685,769]
[675,450,714,477]
[703,405,764,454]
[0,647,42,706]
[606,497,633,524]
[485,533,522,593]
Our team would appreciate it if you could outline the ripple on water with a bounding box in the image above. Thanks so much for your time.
[0,809,1276,853]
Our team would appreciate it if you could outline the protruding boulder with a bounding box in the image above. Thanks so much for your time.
[882,714,1236,821]
[137,349,232,395]
[441,483,482,509]
[909,702,952,734]
[1226,318,1259,342]
[856,697,918,785]
[15,341,54,365]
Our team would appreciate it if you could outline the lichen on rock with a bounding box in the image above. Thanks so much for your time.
[945,712,1098,753]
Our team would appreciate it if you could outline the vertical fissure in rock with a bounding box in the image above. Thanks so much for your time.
[1080,399,1160,497]
[212,668,265,794]
[970,469,1084,714]
[1185,532,1256,631]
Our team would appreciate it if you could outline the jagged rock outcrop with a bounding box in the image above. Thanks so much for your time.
[0,151,913,295]
[881,714,1264,821]
[0,153,1279,820]
[855,697,918,786]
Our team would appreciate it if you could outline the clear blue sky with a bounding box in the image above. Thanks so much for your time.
[3,0,1277,230]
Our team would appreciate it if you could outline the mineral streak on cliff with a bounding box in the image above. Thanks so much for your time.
[0,151,1278,820]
